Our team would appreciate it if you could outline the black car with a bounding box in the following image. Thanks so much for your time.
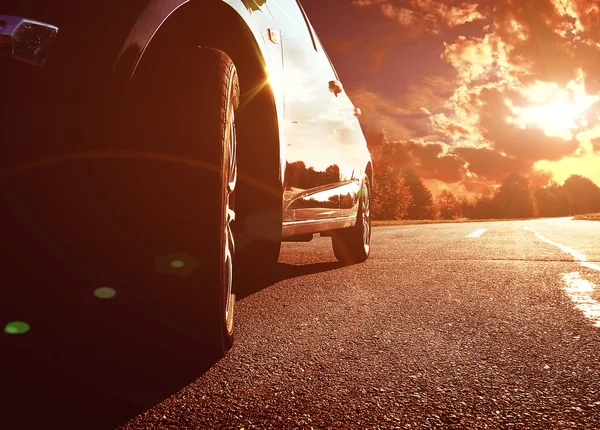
[1,0,372,373]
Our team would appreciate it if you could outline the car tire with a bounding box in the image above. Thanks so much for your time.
[127,47,240,358]
[202,48,239,354]
[189,48,239,355]
[0,47,241,406]
[331,177,371,265]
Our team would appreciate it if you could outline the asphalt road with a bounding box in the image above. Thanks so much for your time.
[5,218,600,429]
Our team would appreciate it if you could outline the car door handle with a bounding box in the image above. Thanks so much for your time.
[328,80,343,97]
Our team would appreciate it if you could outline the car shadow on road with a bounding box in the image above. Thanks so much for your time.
[235,260,345,300]
[3,259,344,430]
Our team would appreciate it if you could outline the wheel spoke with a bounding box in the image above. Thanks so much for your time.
[228,121,237,194]
[362,182,371,250]
[224,114,237,330]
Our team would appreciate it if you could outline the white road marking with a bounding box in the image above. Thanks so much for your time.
[581,262,600,271]
[466,228,488,238]
[562,273,600,328]
[542,216,574,225]
[523,225,598,270]
[525,225,600,327]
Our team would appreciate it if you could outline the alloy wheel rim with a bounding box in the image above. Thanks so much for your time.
[362,181,371,254]
[224,110,237,335]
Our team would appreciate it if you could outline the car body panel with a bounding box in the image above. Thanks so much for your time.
[252,0,370,226]
[0,0,371,236]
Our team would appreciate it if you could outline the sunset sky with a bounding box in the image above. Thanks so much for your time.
[301,0,600,195]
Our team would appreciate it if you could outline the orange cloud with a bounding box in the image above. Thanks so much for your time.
[352,0,600,189]
[350,88,418,140]
[323,37,358,55]
[349,74,456,141]
[353,0,484,33]
[350,0,486,70]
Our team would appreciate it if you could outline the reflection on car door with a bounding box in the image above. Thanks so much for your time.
[266,0,346,223]
[310,25,370,220]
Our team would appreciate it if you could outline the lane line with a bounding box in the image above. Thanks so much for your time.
[466,228,488,238]
[523,225,599,271]
[563,272,600,328]
[582,262,600,271]
[525,224,600,327]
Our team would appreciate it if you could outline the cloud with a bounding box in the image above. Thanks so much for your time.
[349,74,457,140]
[436,0,600,185]
[322,37,358,55]
[349,0,487,70]
[476,87,581,162]
[442,33,518,85]
[350,0,600,190]
[452,147,530,182]
[389,140,467,183]
[350,87,427,140]
[352,0,485,33]
[403,75,457,113]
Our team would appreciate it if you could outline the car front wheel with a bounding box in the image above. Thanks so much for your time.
[331,177,371,265]
[126,47,241,357]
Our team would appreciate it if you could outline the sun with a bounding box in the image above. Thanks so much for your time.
[507,71,598,140]
[512,98,586,139]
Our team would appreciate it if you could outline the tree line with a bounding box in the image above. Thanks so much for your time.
[368,130,600,220]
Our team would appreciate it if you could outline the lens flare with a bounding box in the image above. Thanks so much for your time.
[94,287,116,299]
[170,260,185,269]
[4,321,30,335]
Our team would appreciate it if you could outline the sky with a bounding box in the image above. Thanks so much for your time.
[301,0,600,195]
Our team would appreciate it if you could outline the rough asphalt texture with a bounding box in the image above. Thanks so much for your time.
[117,218,600,429]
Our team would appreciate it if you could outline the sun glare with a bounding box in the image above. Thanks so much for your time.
[508,71,599,140]
[512,98,585,138]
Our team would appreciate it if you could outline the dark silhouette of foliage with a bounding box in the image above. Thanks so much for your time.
[366,129,413,220]
[371,165,412,220]
[286,161,340,190]
[364,128,389,150]
[458,195,476,219]
[402,168,434,219]
[535,181,569,217]
[470,190,498,219]
[562,174,600,215]
[495,173,538,218]
[436,190,461,219]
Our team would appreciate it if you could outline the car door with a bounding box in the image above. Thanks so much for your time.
[309,25,371,220]
[265,0,346,223]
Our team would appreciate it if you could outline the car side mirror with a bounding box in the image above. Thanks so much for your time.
[0,15,59,67]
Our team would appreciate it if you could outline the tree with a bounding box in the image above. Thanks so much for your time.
[471,190,498,219]
[402,168,434,219]
[535,181,569,217]
[365,129,437,220]
[366,128,413,220]
[495,173,538,218]
[371,165,412,220]
[364,128,389,150]
[436,190,461,219]
[562,174,600,215]
[458,195,476,219]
